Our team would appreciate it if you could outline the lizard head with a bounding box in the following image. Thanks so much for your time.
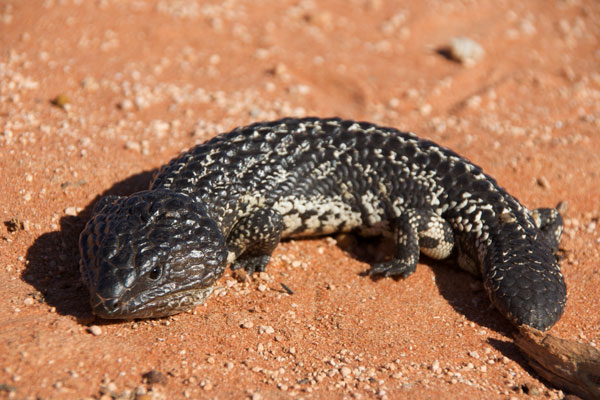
[79,189,227,319]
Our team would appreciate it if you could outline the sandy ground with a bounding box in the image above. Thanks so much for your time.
[1,0,599,399]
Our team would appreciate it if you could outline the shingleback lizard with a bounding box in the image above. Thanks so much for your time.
[79,117,567,331]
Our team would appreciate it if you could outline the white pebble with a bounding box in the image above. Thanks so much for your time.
[258,325,274,334]
[88,325,102,336]
[65,207,78,216]
[448,37,485,66]
[241,320,254,329]
[340,366,352,377]
[119,99,134,111]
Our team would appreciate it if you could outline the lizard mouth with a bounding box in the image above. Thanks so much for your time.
[91,286,215,319]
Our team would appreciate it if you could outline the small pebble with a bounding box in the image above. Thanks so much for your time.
[102,382,117,395]
[241,320,254,329]
[81,77,99,90]
[251,392,263,400]
[536,176,550,189]
[257,272,271,281]
[118,99,134,111]
[447,36,485,66]
[64,207,78,216]
[88,325,102,336]
[125,141,142,152]
[526,384,540,396]
[258,325,275,334]
[135,386,147,396]
[419,103,432,116]
[51,93,70,109]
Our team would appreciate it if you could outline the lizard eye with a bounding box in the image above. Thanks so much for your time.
[149,265,162,280]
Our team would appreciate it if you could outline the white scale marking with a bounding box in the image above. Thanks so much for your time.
[272,195,363,236]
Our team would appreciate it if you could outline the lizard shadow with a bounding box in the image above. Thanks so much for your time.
[338,234,515,337]
[23,169,157,324]
[425,259,515,336]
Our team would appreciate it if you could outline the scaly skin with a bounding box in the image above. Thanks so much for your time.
[79,117,566,330]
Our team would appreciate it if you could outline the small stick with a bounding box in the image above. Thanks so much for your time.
[280,282,294,295]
